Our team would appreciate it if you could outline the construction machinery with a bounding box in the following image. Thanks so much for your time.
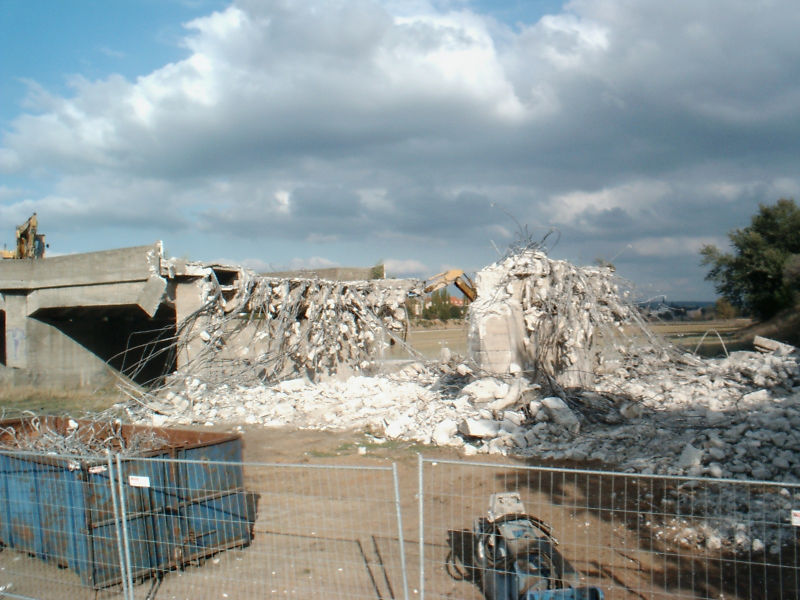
[1,213,46,259]
[424,269,477,302]
[472,493,604,600]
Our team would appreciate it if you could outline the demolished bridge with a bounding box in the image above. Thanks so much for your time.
[0,243,419,388]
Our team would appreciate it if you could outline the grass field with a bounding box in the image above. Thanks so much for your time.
[0,386,124,419]
[650,317,753,355]
[400,317,755,360]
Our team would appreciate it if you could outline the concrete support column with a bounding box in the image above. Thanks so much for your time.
[174,277,209,370]
[3,293,29,368]
[467,280,527,375]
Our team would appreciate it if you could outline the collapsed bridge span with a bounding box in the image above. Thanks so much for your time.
[0,243,419,388]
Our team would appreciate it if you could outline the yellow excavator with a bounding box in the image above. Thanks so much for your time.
[424,269,477,302]
[1,213,47,259]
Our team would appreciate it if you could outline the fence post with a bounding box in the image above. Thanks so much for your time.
[115,454,135,600]
[418,453,424,600]
[107,453,130,600]
[392,462,410,600]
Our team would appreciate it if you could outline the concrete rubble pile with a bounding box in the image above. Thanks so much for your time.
[467,248,636,388]
[125,248,800,557]
[168,267,420,386]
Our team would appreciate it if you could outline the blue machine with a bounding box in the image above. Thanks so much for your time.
[473,493,604,600]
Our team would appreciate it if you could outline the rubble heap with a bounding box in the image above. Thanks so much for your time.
[468,248,637,388]
[164,270,421,388]
[125,345,800,557]
[121,247,800,557]
[0,416,168,457]
[127,346,800,482]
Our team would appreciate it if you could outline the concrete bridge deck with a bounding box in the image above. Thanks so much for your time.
[0,243,228,388]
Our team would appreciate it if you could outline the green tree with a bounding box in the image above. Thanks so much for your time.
[714,297,738,320]
[700,198,800,319]
[423,288,457,321]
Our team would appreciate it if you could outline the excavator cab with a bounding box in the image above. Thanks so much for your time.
[2,213,46,259]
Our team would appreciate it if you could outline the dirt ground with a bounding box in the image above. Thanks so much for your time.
[2,426,795,600]
[232,428,799,600]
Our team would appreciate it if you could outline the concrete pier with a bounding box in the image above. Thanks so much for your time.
[0,243,197,388]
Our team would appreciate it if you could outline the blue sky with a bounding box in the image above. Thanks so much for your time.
[2,0,799,300]
[1,1,226,124]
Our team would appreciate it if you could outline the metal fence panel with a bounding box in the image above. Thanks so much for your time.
[117,458,407,600]
[0,450,408,600]
[418,457,800,600]
[5,447,798,600]
[0,451,127,599]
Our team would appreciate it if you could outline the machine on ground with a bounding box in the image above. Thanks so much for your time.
[472,492,604,600]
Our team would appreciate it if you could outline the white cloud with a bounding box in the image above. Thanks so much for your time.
[631,235,724,258]
[535,13,609,70]
[274,190,291,214]
[99,46,126,59]
[384,257,428,276]
[238,257,277,272]
[2,0,800,298]
[358,188,392,212]
[549,180,671,224]
[288,256,340,270]
[486,224,512,239]
[0,148,20,171]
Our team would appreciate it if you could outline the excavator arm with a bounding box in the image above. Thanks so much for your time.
[424,269,477,302]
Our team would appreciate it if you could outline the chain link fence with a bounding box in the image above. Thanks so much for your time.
[417,456,800,600]
[0,450,408,600]
[2,449,799,600]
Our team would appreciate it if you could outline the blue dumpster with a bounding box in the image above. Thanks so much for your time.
[0,417,252,589]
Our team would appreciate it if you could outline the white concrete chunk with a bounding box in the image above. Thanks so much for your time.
[541,396,580,433]
[432,419,458,445]
[678,443,703,469]
[458,418,501,439]
[461,378,507,403]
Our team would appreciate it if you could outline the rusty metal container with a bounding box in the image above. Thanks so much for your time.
[0,417,251,588]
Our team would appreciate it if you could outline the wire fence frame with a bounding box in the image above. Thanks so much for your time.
[118,455,411,600]
[417,456,800,600]
[0,448,130,600]
[0,450,410,600]
[3,448,799,600]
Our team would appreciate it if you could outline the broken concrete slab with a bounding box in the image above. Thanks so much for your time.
[458,418,501,439]
[460,378,508,403]
[754,335,797,356]
[541,396,581,433]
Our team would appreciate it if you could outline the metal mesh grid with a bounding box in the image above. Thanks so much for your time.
[0,452,126,599]
[0,451,408,600]
[118,457,408,600]
[418,457,800,600]
[3,450,798,600]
